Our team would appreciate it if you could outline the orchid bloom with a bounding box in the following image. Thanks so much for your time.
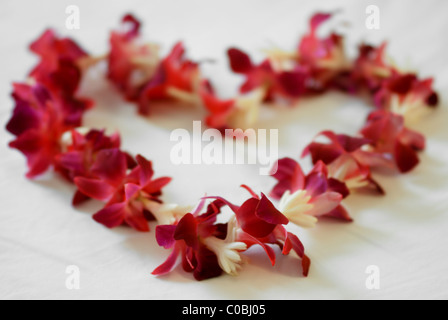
[199,79,264,130]
[6,83,74,178]
[138,42,201,115]
[359,110,426,173]
[297,12,350,92]
[233,188,310,276]
[57,129,123,181]
[55,128,137,205]
[301,131,384,194]
[351,42,395,93]
[28,29,94,127]
[152,199,236,280]
[208,186,311,276]
[107,14,160,101]
[373,73,439,124]
[7,30,95,179]
[227,47,307,103]
[298,13,346,69]
[29,28,89,89]
[74,154,171,232]
[270,158,351,226]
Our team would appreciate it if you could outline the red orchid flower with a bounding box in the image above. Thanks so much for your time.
[270,158,351,225]
[55,129,137,205]
[154,187,311,280]
[238,224,311,277]
[301,131,384,194]
[199,79,265,130]
[297,12,349,92]
[233,190,290,238]
[373,73,439,123]
[227,47,307,102]
[30,30,88,87]
[208,186,310,276]
[152,199,230,281]
[199,80,236,130]
[74,154,171,232]
[359,110,425,173]
[29,29,93,127]
[107,14,160,101]
[351,42,395,93]
[138,42,200,115]
[6,83,74,178]
[30,28,86,57]
[233,187,310,277]
[298,12,334,65]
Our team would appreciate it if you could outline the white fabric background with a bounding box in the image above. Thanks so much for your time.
[1,0,447,300]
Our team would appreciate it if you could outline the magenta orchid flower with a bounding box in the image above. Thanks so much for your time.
[199,79,265,130]
[107,14,160,101]
[199,80,236,130]
[297,12,350,92]
[6,83,75,178]
[270,158,351,225]
[152,199,233,280]
[227,47,307,102]
[74,154,171,232]
[351,44,438,124]
[28,29,93,127]
[351,42,395,93]
[301,131,384,194]
[231,187,310,276]
[373,73,439,124]
[207,186,311,276]
[138,42,201,115]
[55,129,137,205]
[359,110,426,173]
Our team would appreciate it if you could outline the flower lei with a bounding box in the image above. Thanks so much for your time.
[6,12,438,281]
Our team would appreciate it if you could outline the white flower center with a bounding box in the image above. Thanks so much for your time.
[278,190,318,228]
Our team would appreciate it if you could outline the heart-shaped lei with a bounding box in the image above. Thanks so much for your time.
[6,12,438,281]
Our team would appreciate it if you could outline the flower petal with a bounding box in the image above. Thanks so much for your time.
[93,202,126,228]
[395,141,419,173]
[155,225,177,249]
[236,198,276,238]
[308,191,342,217]
[124,204,150,232]
[74,177,115,201]
[152,243,181,276]
[227,48,253,74]
[256,193,289,226]
[237,231,276,266]
[90,148,127,186]
[174,213,198,247]
[270,158,306,199]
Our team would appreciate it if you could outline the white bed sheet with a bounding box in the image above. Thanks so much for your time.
[1,0,447,300]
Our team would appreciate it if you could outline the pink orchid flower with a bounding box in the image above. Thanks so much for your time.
[75,154,171,232]
[270,158,351,225]
[302,131,384,194]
